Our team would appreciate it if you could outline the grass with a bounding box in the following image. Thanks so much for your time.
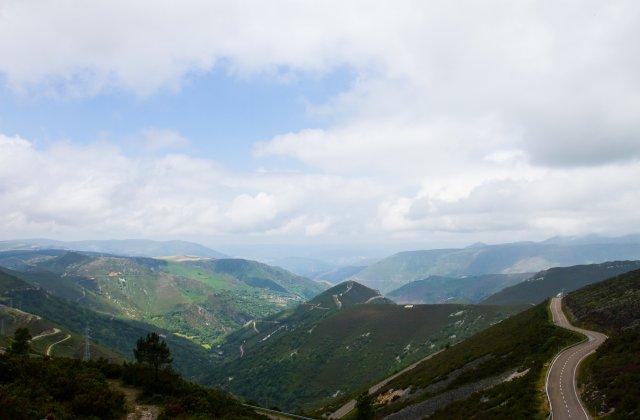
[208,283,520,414]
[162,261,236,291]
[368,302,581,419]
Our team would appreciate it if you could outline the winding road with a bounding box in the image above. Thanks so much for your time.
[30,328,61,342]
[46,333,71,356]
[546,297,607,420]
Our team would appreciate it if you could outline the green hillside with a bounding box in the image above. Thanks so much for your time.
[194,258,324,299]
[0,270,213,381]
[564,269,640,418]
[353,242,640,293]
[0,353,262,419]
[0,305,123,361]
[387,273,531,304]
[361,302,580,419]
[481,261,640,306]
[207,281,520,413]
[0,250,325,346]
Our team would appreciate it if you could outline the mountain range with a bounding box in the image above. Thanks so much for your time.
[386,273,532,304]
[0,249,325,346]
[352,238,640,292]
[207,281,521,413]
[2,237,640,418]
[480,260,640,306]
[0,238,228,258]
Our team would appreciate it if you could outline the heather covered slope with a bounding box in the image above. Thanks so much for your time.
[387,273,531,304]
[564,269,640,418]
[481,261,640,306]
[207,281,519,413]
[361,302,580,419]
[564,268,640,333]
[353,242,640,293]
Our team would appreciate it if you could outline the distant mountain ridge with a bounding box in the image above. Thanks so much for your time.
[0,238,227,258]
[352,238,640,292]
[387,273,532,304]
[313,265,367,284]
[480,260,640,306]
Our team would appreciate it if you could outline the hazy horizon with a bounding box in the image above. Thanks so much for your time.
[4,232,640,266]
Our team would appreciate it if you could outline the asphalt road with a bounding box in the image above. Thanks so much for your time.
[546,297,607,420]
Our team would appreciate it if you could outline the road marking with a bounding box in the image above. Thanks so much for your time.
[546,298,606,420]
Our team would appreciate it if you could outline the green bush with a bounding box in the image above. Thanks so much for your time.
[0,355,125,419]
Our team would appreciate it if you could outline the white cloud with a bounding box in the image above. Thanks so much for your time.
[2,133,639,243]
[225,193,284,231]
[0,134,385,240]
[1,1,640,243]
[142,128,189,151]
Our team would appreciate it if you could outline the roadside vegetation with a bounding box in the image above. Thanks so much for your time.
[366,302,580,419]
[565,268,640,418]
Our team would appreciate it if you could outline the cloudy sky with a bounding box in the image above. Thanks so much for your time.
[1,0,639,249]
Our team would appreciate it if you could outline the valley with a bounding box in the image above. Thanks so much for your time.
[207,281,522,413]
[386,273,531,304]
[0,249,325,347]
[1,239,638,419]
[2,5,639,418]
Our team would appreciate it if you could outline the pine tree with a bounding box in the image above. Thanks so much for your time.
[9,328,31,356]
[133,332,172,381]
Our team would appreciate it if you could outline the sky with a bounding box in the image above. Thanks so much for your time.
[0,0,639,251]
